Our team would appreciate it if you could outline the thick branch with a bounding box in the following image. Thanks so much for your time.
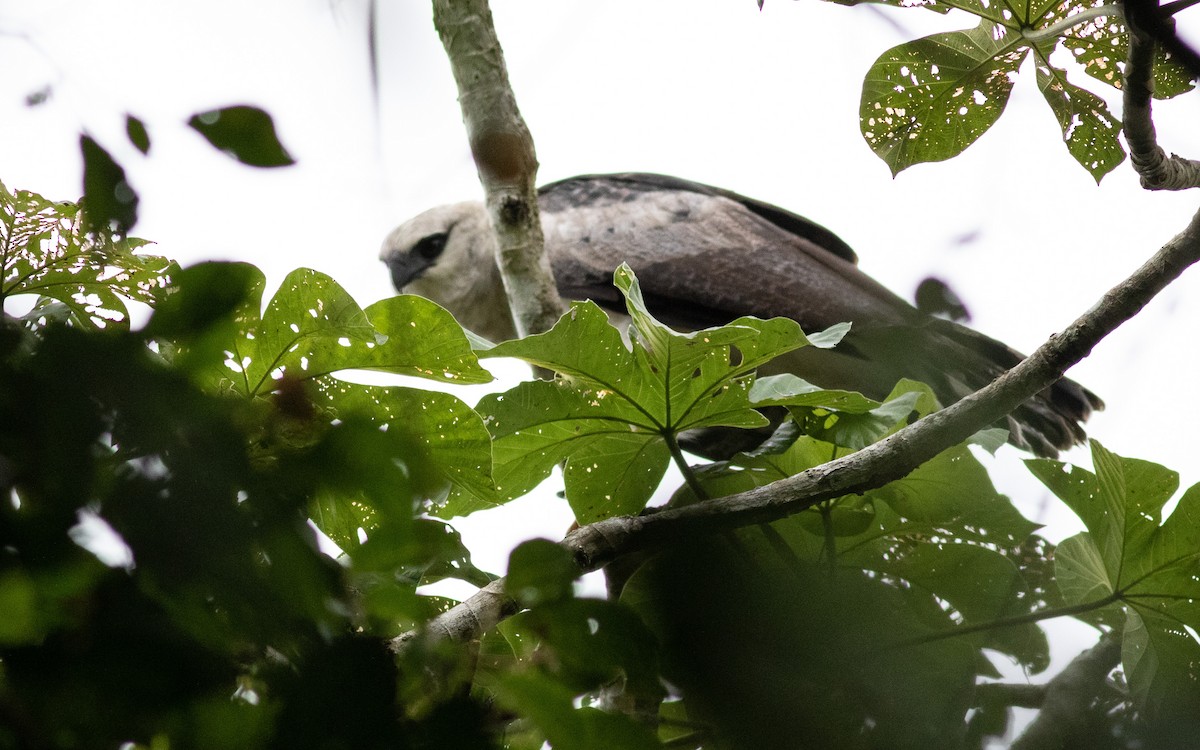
[1121,4,1200,190]
[973,682,1046,710]
[1009,632,1122,750]
[431,0,565,336]
[394,204,1200,651]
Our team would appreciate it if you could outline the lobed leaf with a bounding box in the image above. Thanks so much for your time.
[480,265,835,523]
[1029,441,1200,720]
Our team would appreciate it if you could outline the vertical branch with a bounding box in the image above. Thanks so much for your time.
[430,0,566,337]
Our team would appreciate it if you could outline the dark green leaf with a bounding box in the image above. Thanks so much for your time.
[507,539,578,606]
[80,134,139,233]
[187,105,295,167]
[125,114,151,154]
[493,673,662,750]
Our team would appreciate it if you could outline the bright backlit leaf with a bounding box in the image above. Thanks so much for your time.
[1,180,172,329]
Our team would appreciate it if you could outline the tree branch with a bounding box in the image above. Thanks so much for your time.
[430,0,565,337]
[1122,1,1200,190]
[973,682,1046,710]
[394,203,1200,651]
[1009,632,1122,750]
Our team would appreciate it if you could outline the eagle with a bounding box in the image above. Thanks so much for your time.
[381,172,1100,458]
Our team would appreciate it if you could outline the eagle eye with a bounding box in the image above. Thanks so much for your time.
[414,232,449,261]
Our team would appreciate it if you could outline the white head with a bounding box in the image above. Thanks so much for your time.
[379,201,518,342]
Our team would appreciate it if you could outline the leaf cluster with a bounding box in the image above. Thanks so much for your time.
[836,0,1198,179]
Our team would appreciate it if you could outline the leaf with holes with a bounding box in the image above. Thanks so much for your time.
[1,180,172,330]
[1027,441,1200,721]
[1035,56,1124,181]
[861,21,1028,174]
[149,265,495,512]
[310,376,496,517]
[1057,8,1197,99]
[200,267,488,397]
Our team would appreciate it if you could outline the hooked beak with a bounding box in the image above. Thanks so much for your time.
[384,252,435,292]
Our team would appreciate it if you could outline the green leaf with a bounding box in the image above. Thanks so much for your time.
[493,672,662,750]
[480,265,833,522]
[1029,441,1200,720]
[349,518,493,588]
[1058,10,1197,99]
[199,268,488,396]
[477,378,661,519]
[860,21,1027,174]
[217,267,375,396]
[126,114,151,154]
[361,295,492,384]
[675,436,1048,671]
[749,373,879,412]
[150,265,495,510]
[507,539,578,607]
[0,180,172,329]
[562,435,672,522]
[187,105,295,167]
[1054,533,1113,605]
[80,134,139,233]
[1034,55,1124,181]
[311,379,496,515]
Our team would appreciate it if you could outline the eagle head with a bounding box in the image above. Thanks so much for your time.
[379,201,518,342]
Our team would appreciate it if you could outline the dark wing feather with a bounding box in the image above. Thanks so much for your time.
[539,172,859,264]
[536,173,1101,457]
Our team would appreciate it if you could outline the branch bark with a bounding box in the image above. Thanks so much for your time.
[1122,3,1200,190]
[430,0,565,337]
[393,203,1200,651]
[1009,632,1123,750]
[973,682,1045,710]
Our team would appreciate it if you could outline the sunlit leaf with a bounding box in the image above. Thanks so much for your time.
[0,180,172,329]
[1057,7,1197,99]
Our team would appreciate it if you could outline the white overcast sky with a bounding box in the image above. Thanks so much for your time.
[3,1,1200,689]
